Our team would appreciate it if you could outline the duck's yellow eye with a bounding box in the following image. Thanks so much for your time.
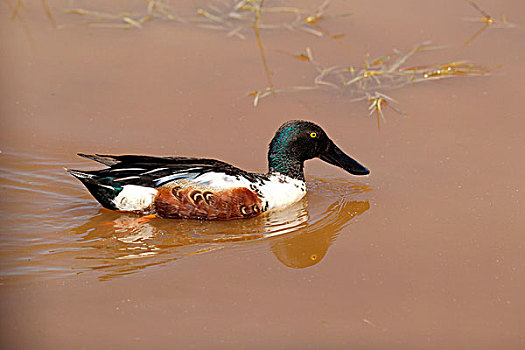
[310,132,317,138]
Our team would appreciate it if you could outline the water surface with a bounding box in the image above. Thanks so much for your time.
[1,0,524,348]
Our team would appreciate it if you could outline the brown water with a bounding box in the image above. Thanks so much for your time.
[1,0,525,348]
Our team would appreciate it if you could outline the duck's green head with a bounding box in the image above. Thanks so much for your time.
[268,120,370,180]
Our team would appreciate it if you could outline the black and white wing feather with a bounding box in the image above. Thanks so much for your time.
[71,153,265,188]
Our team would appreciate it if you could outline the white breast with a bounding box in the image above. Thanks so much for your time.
[193,172,306,210]
[256,174,306,211]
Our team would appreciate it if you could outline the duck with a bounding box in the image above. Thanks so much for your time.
[68,120,369,220]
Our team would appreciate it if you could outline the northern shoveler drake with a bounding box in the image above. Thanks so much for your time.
[68,120,369,220]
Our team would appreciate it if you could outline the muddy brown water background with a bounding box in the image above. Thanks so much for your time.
[1,0,525,349]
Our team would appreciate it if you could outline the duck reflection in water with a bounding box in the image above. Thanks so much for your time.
[70,180,371,280]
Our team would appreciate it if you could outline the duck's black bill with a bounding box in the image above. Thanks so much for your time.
[320,142,370,176]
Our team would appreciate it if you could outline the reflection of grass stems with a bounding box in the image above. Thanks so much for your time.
[464,0,513,46]
[464,22,489,46]
[253,0,274,90]
[41,0,56,28]
[9,0,24,19]
[6,0,34,44]
[464,0,495,46]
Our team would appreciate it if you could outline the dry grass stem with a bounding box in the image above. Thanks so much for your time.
[192,0,346,39]
[366,92,405,130]
[26,1,499,127]
[464,0,515,45]
[57,1,349,38]
[64,1,179,29]
[250,42,494,124]
[253,0,275,89]
[6,0,35,44]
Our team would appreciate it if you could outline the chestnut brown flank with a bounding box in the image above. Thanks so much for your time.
[154,185,264,220]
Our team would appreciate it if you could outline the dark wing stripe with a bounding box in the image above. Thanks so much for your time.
[77,153,119,166]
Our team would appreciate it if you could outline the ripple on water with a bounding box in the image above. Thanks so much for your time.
[0,150,372,283]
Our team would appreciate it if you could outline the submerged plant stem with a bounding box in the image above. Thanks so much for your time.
[253,0,274,90]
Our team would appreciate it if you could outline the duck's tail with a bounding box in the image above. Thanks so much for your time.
[66,168,120,210]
